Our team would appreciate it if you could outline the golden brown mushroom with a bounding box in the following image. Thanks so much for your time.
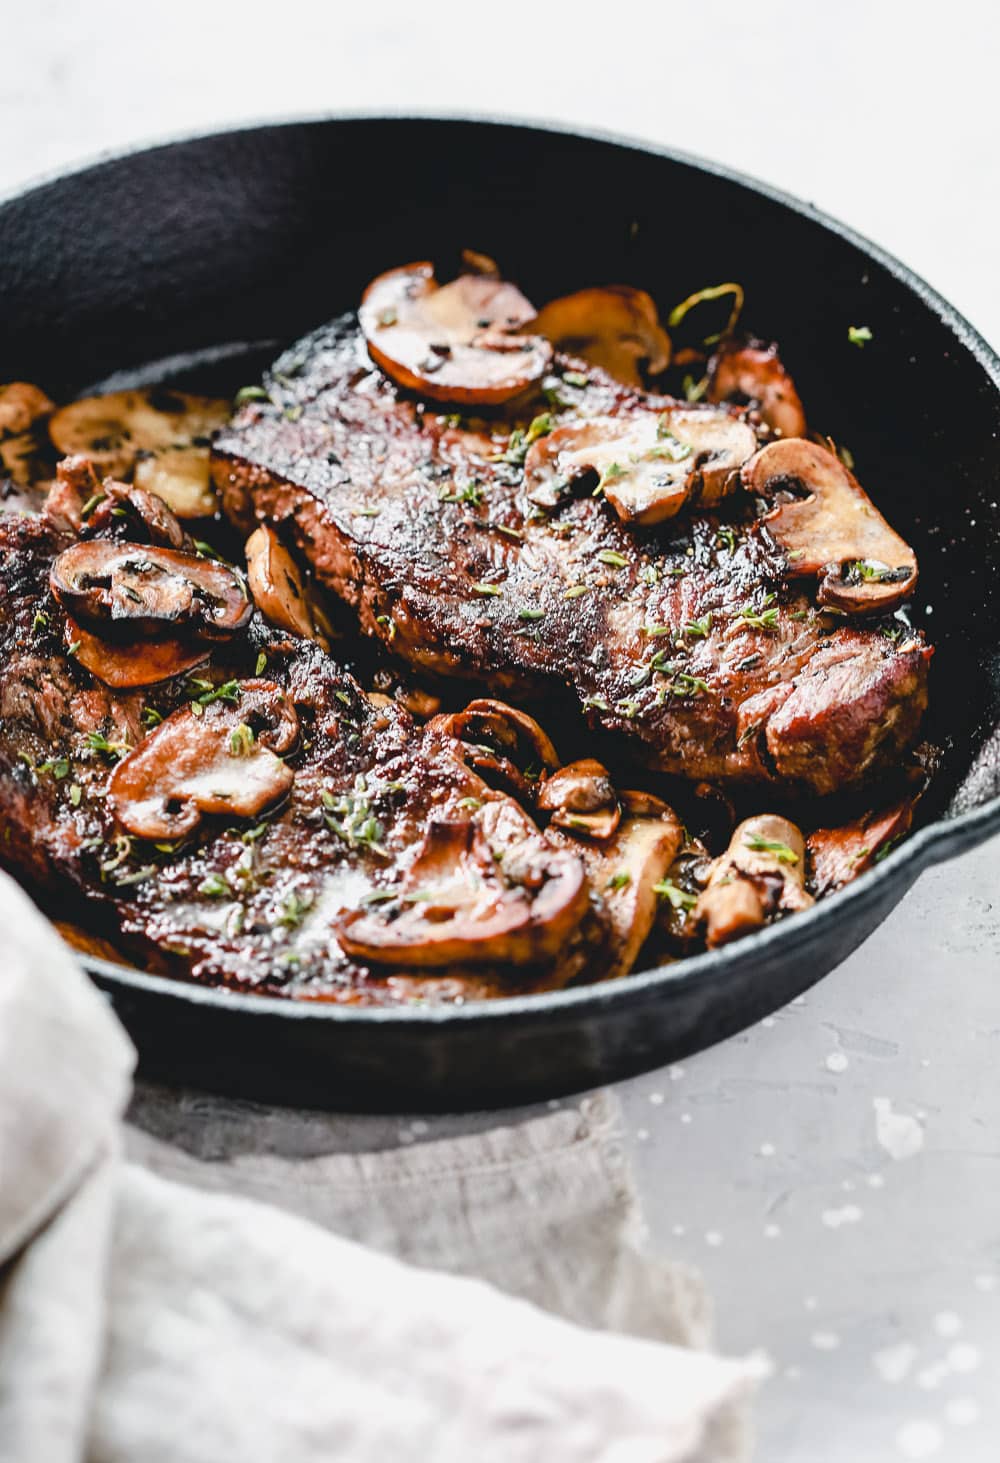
[695,813,813,949]
[359,262,551,406]
[49,389,229,517]
[245,525,330,647]
[536,758,621,840]
[808,797,917,896]
[529,286,671,389]
[335,818,588,969]
[107,685,297,840]
[50,542,252,641]
[64,617,211,689]
[743,438,917,613]
[431,699,559,803]
[0,382,55,488]
[707,341,807,438]
[525,407,756,525]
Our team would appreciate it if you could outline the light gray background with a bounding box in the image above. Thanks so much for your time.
[6,4,999,1459]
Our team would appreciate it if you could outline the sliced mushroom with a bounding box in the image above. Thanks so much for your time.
[0,382,55,487]
[44,456,101,534]
[554,788,684,980]
[64,617,210,689]
[536,758,621,840]
[529,286,671,389]
[359,262,552,405]
[807,796,916,896]
[432,699,559,803]
[525,407,757,525]
[49,389,229,517]
[707,340,807,438]
[335,818,588,969]
[85,475,190,549]
[743,438,917,612]
[51,542,251,641]
[245,525,330,648]
[695,813,813,949]
[108,686,297,840]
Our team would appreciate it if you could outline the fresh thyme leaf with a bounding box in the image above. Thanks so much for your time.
[234,384,271,406]
[228,722,255,757]
[683,614,712,639]
[562,370,589,387]
[606,871,632,891]
[439,480,484,506]
[68,783,82,807]
[744,832,798,865]
[190,678,241,707]
[199,873,231,898]
[32,610,50,633]
[653,878,697,912]
[37,756,70,780]
[682,373,709,403]
[375,614,397,641]
[277,890,314,929]
[582,695,610,712]
[471,581,502,597]
[564,584,589,599]
[85,730,130,760]
[668,281,744,337]
[255,651,267,675]
[716,525,737,554]
[597,549,628,568]
[518,608,545,621]
[739,602,780,630]
[847,325,872,348]
[142,706,163,727]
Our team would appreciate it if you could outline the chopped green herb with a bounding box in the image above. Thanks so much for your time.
[683,614,713,639]
[189,678,241,707]
[32,610,50,633]
[848,325,872,348]
[739,602,780,630]
[643,624,673,637]
[234,384,271,406]
[67,640,81,658]
[80,493,105,519]
[456,796,482,811]
[471,581,502,597]
[68,783,82,807]
[518,608,545,621]
[228,722,255,757]
[597,462,626,490]
[142,706,163,727]
[582,695,610,712]
[199,873,231,898]
[653,878,697,912]
[498,412,553,465]
[86,730,130,760]
[283,405,303,423]
[606,871,632,891]
[277,890,314,929]
[597,549,628,568]
[744,832,799,865]
[682,373,708,403]
[255,652,268,675]
[564,584,589,599]
[439,480,484,506]
[355,506,381,517]
[655,420,694,461]
[616,698,639,719]
[375,614,397,641]
[37,756,70,781]
[716,525,737,554]
[563,370,589,387]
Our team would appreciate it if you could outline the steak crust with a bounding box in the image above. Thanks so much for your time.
[0,511,615,1003]
[213,319,930,795]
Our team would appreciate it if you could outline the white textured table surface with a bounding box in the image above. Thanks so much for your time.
[8,4,1000,1460]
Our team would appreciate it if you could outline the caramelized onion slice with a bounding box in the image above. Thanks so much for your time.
[50,541,251,642]
[335,819,588,969]
[360,261,551,405]
[65,617,210,689]
[695,813,813,949]
[743,438,917,613]
[525,407,756,525]
[529,286,671,389]
[108,687,297,840]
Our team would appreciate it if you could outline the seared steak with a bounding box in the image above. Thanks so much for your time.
[212,318,931,795]
[0,505,678,1004]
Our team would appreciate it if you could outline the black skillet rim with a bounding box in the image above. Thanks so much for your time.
[5,110,1000,1027]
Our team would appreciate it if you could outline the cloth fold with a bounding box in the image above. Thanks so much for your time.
[0,874,761,1462]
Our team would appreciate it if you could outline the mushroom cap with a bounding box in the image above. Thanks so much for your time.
[524,407,756,525]
[529,286,672,389]
[107,685,298,840]
[335,818,588,969]
[696,812,813,948]
[430,698,559,803]
[359,262,552,405]
[245,524,330,647]
[64,616,211,689]
[537,758,621,840]
[742,438,917,612]
[707,341,807,439]
[50,541,252,642]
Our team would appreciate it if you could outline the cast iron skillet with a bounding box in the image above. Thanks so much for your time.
[2,116,999,1110]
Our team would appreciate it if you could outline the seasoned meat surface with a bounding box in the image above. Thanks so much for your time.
[213,318,930,794]
[0,510,614,1003]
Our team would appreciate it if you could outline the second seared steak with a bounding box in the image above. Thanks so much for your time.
[213,316,930,795]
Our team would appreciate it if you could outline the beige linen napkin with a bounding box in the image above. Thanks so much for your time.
[0,873,762,1462]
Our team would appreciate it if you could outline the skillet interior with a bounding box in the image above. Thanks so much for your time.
[1,116,998,1108]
